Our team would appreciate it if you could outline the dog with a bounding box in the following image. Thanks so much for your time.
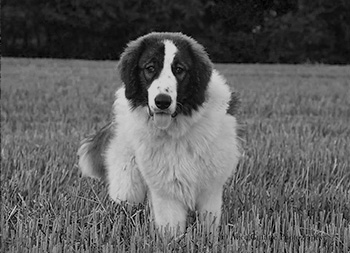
[78,32,242,234]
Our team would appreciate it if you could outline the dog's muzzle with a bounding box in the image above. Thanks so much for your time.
[154,94,171,110]
[148,94,177,129]
[149,93,177,118]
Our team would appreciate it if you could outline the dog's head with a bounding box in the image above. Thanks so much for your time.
[118,32,213,130]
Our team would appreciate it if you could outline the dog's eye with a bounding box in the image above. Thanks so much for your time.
[145,66,155,73]
[144,65,156,80]
[175,66,185,75]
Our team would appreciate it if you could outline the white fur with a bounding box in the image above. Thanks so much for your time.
[105,70,240,233]
[147,40,178,115]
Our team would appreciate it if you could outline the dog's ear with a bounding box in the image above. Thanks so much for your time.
[179,36,213,114]
[118,37,145,99]
[189,39,213,89]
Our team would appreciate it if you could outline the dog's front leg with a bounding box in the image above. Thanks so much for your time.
[196,186,223,232]
[149,190,187,235]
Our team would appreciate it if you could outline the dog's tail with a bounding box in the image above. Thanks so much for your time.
[77,122,115,180]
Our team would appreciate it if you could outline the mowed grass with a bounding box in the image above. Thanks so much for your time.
[1,57,350,252]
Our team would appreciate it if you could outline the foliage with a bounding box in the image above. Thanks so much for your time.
[1,58,350,252]
[1,0,350,63]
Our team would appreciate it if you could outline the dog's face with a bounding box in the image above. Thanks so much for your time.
[118,32,213,129]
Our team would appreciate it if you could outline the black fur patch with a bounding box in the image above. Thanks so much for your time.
[172,35,213,116]
[119,34,167,109]
[118,37,148,108]
[79,122,115,180]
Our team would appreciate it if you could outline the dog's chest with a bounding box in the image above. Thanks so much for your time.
[134,135,213,207]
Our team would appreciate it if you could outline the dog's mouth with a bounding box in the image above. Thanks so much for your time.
[148,107,177,130]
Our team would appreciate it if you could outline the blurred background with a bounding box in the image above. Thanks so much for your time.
[2,0,350,64]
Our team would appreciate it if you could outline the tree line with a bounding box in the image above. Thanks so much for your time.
[2,0,350,64]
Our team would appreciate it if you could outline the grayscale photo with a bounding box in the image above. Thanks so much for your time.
[2,1,350,252]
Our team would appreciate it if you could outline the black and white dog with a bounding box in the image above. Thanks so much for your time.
[78,32,241,234]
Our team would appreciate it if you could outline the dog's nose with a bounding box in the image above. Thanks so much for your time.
[155,94,172,110]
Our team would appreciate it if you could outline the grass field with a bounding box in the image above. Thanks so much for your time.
[1,57,350,252]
